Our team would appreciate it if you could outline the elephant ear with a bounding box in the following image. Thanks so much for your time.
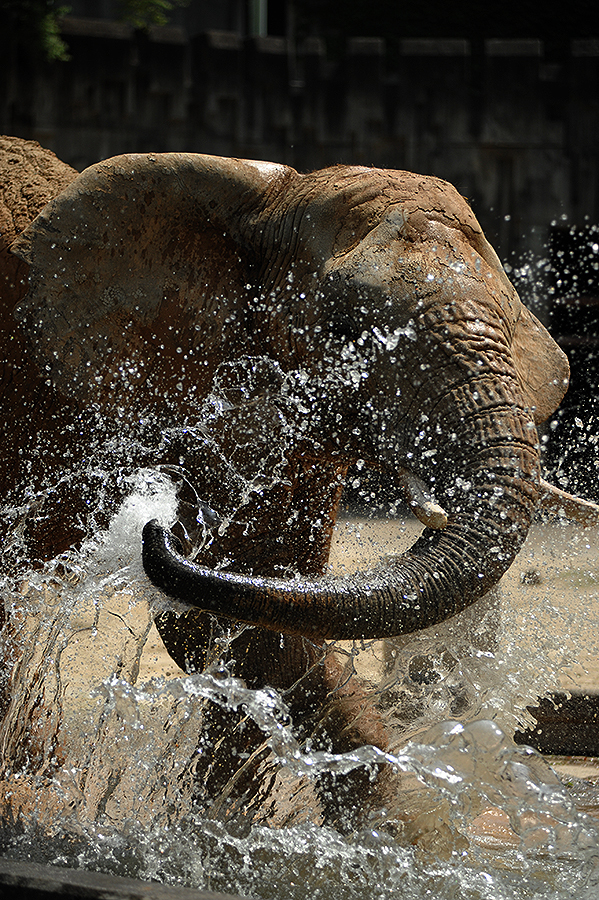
[11,153,293,412]
[512,305,569,424]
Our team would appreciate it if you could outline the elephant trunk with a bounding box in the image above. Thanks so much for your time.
[143,374,540,641]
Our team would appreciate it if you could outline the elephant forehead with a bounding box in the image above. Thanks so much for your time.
[366,202,473,245]
[324,223,510,310]
[328,174,479,247]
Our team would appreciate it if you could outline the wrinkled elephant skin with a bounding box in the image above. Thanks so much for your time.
[12,151,570,636]
[7,146,597,827]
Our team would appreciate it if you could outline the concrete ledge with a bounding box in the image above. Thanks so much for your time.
[400,39,470,56]
[249,36,287,55]
[59,16,133,41]
[0,858,246,900]
[572,39,599,56]
[348,37,385,56]
[204,31,243,52]
[485,39,542,57]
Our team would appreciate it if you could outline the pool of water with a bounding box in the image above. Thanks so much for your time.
[1,471,599,898]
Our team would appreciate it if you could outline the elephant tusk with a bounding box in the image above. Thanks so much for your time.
[398,468,448,530]
[539,478,599,526]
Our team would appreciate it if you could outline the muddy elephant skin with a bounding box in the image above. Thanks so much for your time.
[9,147,597,828]
[10,151,580,643]
[0,137,78,554]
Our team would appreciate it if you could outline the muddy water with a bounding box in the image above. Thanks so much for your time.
[1,472,599,899]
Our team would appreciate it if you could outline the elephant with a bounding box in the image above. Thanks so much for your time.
[7,147,599,827]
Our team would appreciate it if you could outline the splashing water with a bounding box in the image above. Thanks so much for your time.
[2,372,599,898]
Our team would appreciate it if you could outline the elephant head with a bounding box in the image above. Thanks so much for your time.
[12,153,587,641]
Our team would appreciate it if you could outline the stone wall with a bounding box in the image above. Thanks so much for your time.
[4,22,599,266]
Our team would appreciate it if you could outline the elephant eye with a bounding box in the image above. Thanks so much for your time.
[329,314,359,342]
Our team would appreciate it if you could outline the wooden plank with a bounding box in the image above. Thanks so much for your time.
[0,857,246,900]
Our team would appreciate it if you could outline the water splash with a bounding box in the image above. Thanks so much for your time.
[2,363,599,898]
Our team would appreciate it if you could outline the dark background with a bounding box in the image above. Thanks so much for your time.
[3,0,599,499]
